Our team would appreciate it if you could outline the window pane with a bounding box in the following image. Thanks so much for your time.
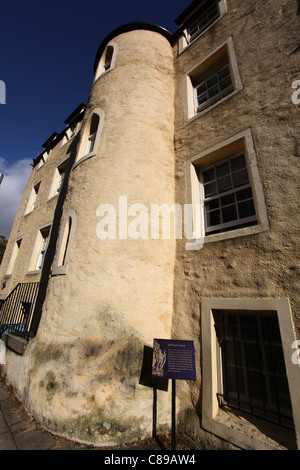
[232,169,249,188]
[189,25,197,36]
[219,76,232,91]
[197,83,207,95]
[238,200,255,219]
[231,155,246,172]
[271,345,287,375]
[90,115,99,135]
[237,367,247,399]
[207,76,218,88]
[240,315,257,341]
[193,49,234,114]
[197,93,208,106]
[245,342,260,369]
[225,365,238,397]
[218,66,230,81]
[104,46,113,71]
[225,340,235,365]
[276,377,293,412]
[248,370,264,403]
[220,193,235,207]
[222,205,237,223]
[216,161,230,178]
[217,175,232,193]
[201,153,257,234]
[204,181,217,197]
[203,168,215,183]
[207,199,219,211]
[261,316,281,343]
[206,209,221,227]
[188,2,219,41]
[208,85,219,99]
[224,316,237,339]
[236,187,253,201]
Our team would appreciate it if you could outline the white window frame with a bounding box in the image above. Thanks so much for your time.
[68,122,78,140]
[184,37,243,122]
[5,237,22,277]
[73,108,104,168]
[48,157,69,200]
[201,298,300,450]
[102,45,114,73]
[185,129,269,250]
[27,224,51,274]
[55,170,65,195]
[24,180,42,215]
[199,151,257,234]
[94,42,118,83]
[36,233,48,271]
[193,57,233,114]
[85,130,96,155]
[188,1,221,43]
[52,210,76,276]
[60,123,78,148]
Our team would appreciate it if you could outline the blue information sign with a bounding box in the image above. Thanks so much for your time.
[152,339,196,380]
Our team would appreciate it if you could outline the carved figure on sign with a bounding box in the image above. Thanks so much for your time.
[152,339,166,377]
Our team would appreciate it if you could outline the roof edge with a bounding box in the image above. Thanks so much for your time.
[64,102,86,125]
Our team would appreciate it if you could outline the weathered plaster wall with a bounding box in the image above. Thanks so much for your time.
[3,29,176,446]
[1,0,299,451]
[172,0,300,448]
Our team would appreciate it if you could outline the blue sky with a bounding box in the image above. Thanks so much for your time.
[0,0,191,237]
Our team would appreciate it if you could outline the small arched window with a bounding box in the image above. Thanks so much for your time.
[103,46,114,73]
[85,114,99,155]
[94,42,118,82]
[52,210,76,275]
[74,108,104,167]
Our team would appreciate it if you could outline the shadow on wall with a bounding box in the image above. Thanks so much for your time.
[30,137,79,336]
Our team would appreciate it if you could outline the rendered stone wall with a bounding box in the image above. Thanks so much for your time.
[1,0,299,450]
[172,0,300,448]
[3,29,176,446]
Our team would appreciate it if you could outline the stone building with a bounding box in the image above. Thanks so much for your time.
[0,0,299,450]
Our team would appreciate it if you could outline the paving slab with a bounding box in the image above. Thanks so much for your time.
[14,429,57,450]
[0,412,9,433]
[0,431,17,450]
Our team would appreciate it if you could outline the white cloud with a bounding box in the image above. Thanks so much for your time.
[0,157,32,237]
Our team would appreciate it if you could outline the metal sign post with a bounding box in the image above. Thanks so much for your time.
[172,378,176,450]
[152,339,196,450]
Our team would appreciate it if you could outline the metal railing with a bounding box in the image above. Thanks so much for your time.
[0,282,40,340]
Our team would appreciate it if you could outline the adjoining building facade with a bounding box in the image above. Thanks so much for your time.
[0,0,299,450]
